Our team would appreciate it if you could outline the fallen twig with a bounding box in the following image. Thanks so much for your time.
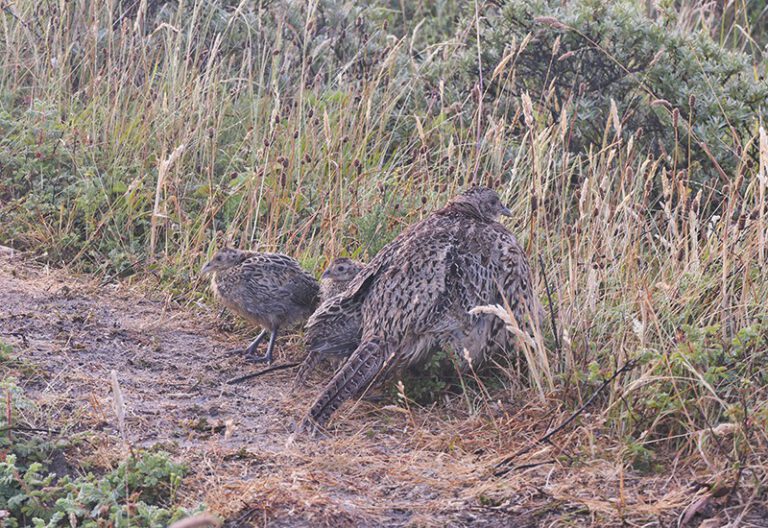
[226,362,300,384]
[1,331,28,348]
[494,358,638,477]
[513,459,556,471]
[0,426,61,435]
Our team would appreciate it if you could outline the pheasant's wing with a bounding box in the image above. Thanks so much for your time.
[239,253,302,292]
[299,216,456,397]
[304,294,363,358]
[301,220,417,359]
[339,215,425,301]
[283,269,320,309]
[489,224,543,332]
[364,220,462,334]
[236,253,319,321]
[302,230,463,429]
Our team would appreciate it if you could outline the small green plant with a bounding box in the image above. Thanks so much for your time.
[621,323,767,449]
[0,342,14,364]
[622,436,657,473]
[0,378,204,527]
[395,349,453,404]
[0,342,41,378]
[393,347,507,406]
[0,451,198,528]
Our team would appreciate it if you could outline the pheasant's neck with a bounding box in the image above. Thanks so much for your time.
[442,201,488,222]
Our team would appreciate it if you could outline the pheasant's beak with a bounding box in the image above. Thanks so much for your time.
[201,262,214,275]
[500,205,513,217]
[321,269,332,280]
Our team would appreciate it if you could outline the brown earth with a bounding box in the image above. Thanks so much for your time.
[0,255,764,527]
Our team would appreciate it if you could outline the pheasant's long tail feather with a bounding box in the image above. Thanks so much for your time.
[300,337,385,433]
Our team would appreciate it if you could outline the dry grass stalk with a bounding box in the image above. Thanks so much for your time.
[110,369,127,444]
[149,143,186,260]
[168,513,222,528]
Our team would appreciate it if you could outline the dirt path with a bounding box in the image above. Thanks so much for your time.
[0,257,298,450]
[2,257,760,527]
[1,258,520,526]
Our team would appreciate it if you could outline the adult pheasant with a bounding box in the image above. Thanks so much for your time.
[300,187,542,431]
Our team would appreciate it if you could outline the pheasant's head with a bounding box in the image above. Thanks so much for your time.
[451,186,512,221]
[201,247,248,274]
[321,257,363,284]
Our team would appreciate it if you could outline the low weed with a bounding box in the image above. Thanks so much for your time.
[0,345,205,527]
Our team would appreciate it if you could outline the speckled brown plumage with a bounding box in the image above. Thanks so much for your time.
[202,248,320,364]
[300,187,543,431]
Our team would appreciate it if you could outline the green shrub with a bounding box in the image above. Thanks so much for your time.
[432,0,768,190]
[0,451,196,528]
[625,322,767,449]
[0,371,202,527]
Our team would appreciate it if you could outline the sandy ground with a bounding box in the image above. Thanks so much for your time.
[1,256,765,527]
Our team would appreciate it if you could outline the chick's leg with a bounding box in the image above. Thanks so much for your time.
[247,327,278,364]
[243,329,268,357]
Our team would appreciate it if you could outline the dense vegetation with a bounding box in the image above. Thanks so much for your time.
[1,0,767,524]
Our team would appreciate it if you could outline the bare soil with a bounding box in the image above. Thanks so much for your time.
[1,256,764,527]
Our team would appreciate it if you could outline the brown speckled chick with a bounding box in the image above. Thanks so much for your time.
[202,248,320,364]
[300,186,543,432]
[319,258,364,300]
[293,257,364,385]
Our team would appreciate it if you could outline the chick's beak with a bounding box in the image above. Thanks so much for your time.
[500,205,513,217]
[321,269,331,280]
[201,262,213,275]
